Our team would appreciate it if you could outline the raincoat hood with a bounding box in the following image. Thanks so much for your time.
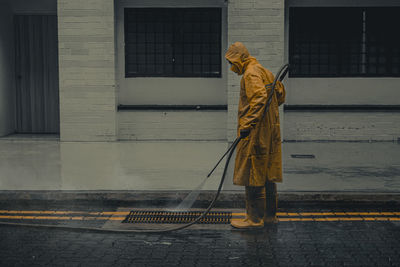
[225,42,256,75]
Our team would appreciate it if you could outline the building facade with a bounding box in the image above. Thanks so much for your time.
[0,0,399,191]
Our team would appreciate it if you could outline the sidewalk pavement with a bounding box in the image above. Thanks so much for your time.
[0,138,399,193]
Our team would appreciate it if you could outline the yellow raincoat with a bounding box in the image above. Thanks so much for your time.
[225,42,286,186]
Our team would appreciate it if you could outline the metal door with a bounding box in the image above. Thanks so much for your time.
[15,15,59,133]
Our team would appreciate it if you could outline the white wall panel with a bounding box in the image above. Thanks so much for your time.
[284,111,400,141]
[118,110,227,140]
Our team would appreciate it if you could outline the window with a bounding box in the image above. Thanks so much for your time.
[289,7,400,77]
[124,8,222,78]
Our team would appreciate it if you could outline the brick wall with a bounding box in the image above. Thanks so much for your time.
[227,0,285,141]
[118,111,227,141]
[57,0,117,141]
[284,112,400,141]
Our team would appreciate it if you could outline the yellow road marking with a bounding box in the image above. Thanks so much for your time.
[71,217,84,220]
[108,217,128,221]
[363,212,380,216]
[277,218,293,222]
[0,210,96,215]
[0,210,87,215]
[346,212,363,216]
[0,210,130,216]
[233,212,400,217]
[102,211,130,215]
[380,212,395,215]
[314,218,330,222]
[30,216,72,220]
[279,217,400,222]
[314,218,329,221]
[0,215,129,221]
[0,214,400,222]
[0,215,24,219]
[88,211,130,216]
[1,210,400,223]
[297,218,314,221]
[375,217,389,221]
[296,212,335,216]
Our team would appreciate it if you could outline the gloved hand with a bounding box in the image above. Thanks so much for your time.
[240,128,251,139]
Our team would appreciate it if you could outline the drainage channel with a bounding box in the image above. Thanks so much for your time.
[122,211,232,224]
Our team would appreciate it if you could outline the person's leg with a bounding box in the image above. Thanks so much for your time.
[231,186,265,229]
[264,181,278,223]
[246,186,265,223]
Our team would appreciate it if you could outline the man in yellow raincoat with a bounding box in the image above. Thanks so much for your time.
[225,42,286,229]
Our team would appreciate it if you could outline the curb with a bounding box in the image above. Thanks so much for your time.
[1,191,400,207]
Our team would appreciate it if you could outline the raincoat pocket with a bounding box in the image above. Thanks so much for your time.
[270,123,281,154]
[250,125,268,156]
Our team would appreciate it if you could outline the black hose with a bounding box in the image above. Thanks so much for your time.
[264,63,290,117]
[207,138,238,178]
[0,64,290,233]
[279,64,290,82]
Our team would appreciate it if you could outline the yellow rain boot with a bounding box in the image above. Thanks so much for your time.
[231,186,265,229]
[264,181,278,224]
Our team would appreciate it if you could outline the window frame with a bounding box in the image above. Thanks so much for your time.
[124,7,222,78]
[289,7,400,78]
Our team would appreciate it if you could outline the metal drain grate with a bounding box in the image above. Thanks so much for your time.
[122,211,232,224]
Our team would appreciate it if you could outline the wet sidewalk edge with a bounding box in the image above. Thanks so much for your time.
[1,190,400,207]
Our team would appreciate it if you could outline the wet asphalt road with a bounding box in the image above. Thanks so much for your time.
[0,201,400,266]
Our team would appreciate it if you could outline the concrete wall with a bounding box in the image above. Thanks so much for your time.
[284,111,400,141]
[285,78,400,106]
[57,0,117,141]
[118,110,226,140]
[0,2,15,137]
[227,0,285,141]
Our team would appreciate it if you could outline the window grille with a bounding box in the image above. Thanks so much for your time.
[366,8,400,76]
[124,8,222,78]
[289,7,400,77]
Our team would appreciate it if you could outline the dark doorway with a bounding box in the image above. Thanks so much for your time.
[15,15,59,133]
